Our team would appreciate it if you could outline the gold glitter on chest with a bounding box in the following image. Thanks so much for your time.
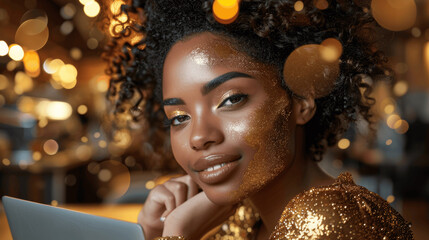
[202,172,413,240]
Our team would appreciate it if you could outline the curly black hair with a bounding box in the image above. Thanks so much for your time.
[103,0,390,163]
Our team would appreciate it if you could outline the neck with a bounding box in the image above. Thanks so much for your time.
[249,128,334,238]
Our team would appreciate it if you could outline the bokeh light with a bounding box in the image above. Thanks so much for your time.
[411,27,421,38]
[294,1,304,12]
[94,132,101,138]
[395,120,409,134]
[98,169,111,182]
[0,74,9,90]
[77,105,88,115]
[212,0,239,24]
[314,0,329,10]
[98,160,131,199]
[84,1,100,18]
[60,21,74,35]
[76,145,92,161]
[60,3,76,19]
[87,37,98,49]
[371,0,417,31]
[387,195,395,203]
[0,40,8,56]
[98,140,107,148]
[32,151,42,161]
[338,138,351,150]
[23,50,40,77]
[2,158,11,166]
[58,64,78,83]
[15,19,49,51]
[8,44,24,61]
[320,38,343,63]
[70,48,82,60]
[145,181,155,190]
[17,96,35,113]
[45,101,73,120]
[79,0,94,5]
[386,139,393,146]
[43,139,59,155]
[393,81,408,97]
[51,200,58,206]
[283,44,339,98]
[384,104,395,114]
[387,114,401,129]
[14,71,33,94]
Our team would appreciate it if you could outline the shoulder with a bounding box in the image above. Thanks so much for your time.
[271,172,413,239]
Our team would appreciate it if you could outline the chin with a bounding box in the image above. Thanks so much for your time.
[202,183,249,206]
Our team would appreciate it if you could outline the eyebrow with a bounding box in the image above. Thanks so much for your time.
[201,71,253,95]
[162,71,253,106]
[163,98,185,106]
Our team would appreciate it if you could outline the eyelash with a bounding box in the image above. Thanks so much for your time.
[166,93,249,127]
[218,93,248,108]
[165,115,191,127]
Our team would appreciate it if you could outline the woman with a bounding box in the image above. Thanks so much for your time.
[104,0,413,239]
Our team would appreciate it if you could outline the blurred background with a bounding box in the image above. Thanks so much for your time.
[0,0,428,239]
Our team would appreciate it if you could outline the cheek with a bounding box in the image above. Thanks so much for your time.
[170,132,191,171]
[233,95,294,200]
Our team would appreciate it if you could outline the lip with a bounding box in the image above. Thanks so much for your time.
[192,154,241,185]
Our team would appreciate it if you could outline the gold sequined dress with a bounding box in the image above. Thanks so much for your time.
[155,173,413,240]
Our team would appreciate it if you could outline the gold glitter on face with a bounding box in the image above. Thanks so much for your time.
[163,32,297,205]
[233,76,294,201]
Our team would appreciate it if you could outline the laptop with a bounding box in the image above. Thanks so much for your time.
[2,196,145,240]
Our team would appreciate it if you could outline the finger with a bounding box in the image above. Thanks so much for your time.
[164,180,188,208]
[172,175,199,199]
[151,185,176,219]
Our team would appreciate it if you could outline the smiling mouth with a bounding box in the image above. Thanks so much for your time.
[201,163,227,172]
[192,154,241,184]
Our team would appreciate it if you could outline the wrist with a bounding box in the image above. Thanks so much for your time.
[162,216,187,238]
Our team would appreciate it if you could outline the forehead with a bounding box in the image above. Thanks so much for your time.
[162,32,282,99]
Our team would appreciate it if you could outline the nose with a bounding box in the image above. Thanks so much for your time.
[190,115,224,151]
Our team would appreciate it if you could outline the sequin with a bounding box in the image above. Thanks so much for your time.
[159,173,413,240]
[270,173,413,239]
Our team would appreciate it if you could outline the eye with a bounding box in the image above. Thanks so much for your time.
[170,115,190,126]
[218,94,248,108]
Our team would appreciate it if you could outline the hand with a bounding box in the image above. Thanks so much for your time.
[162,191,236,239]
[137,175,236,240]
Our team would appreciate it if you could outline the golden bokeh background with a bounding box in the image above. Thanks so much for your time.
[0,0,428,239]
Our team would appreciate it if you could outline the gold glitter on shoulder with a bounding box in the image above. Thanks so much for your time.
[270,172,413,239]
[202,200,260,240]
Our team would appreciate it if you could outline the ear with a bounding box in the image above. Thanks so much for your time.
[293,96,316,125]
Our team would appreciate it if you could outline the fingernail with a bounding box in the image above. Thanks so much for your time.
[160,216,166,222]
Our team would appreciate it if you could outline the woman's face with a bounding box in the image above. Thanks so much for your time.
[162,33,296,205]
